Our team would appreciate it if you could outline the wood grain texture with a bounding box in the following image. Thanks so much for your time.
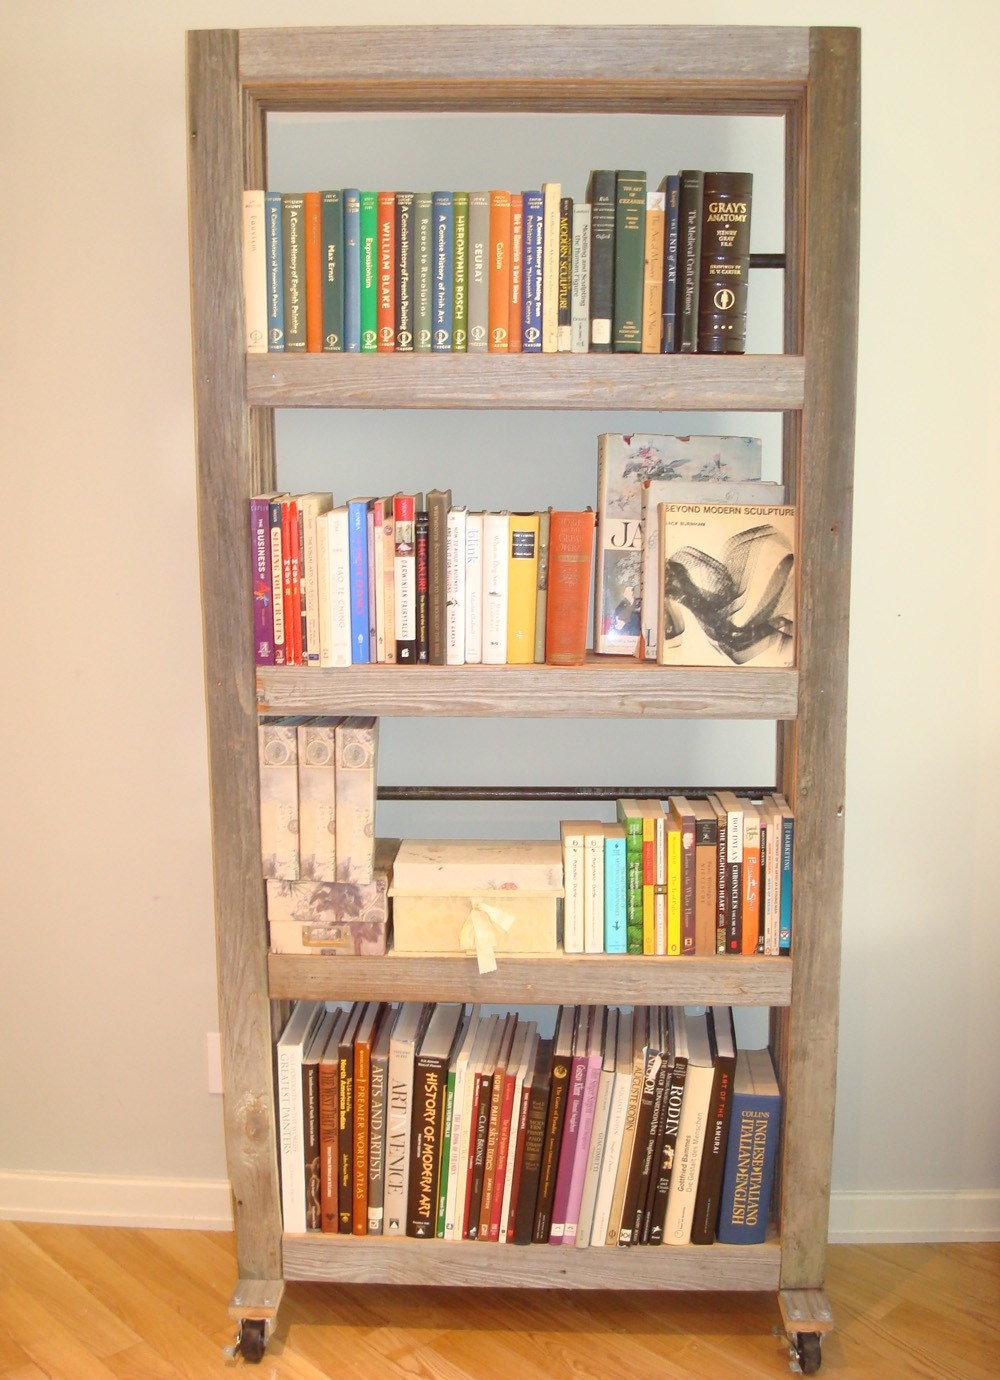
[187,29,282,1284]
[246,352,805,411]
[777,27,861,1294]
[268,953,792,1007]
[4,1225,997,1380]
[256,662,798,720]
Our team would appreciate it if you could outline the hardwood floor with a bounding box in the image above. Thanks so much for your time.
[0,1224,996,1378]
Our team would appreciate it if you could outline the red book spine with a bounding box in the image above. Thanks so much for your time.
[376,191,396,352]
[304,191,323,352]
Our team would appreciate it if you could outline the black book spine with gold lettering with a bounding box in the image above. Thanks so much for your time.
[698,171,753,354]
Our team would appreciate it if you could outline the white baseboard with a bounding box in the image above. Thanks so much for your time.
[828,1189,1000,1243]
[2,1173,997,1242]
[0,1171,234,1231]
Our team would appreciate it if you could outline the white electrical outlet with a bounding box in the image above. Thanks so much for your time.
[206,1032,223,1095]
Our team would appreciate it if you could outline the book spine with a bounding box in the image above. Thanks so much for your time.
[660,174,681,353]
[367,1036,389,1234]
[698,171,753,354]
[532,1046,571,1242]
[481,512,509,666]
[603,826,627,954]
[488,189,511,352]
[641,190,665,353]
[506,511,540,664]
[716,1076,780,1244]
[320,190,344,351]
[560,822,585,956]
[533,509,551,664]
[446,506,467,666]
[281,193,306,351]
[376,191,396,352]
[570,202,591,353]
[342,189,361,351]
[304,190,323,353]
[588,170,615,351]
[778,800,794,954]
[352,1025,374,1234]
[346,499,370,663]
[426,490,452,666]
[665,819,682,956]
[521,191,544,352]
[540,182,561,353]
[359,191,378,352]
[508,193,523,353]
[394,191,414,352]
[463,512,484,665]
[415,509,429,663]
[677,170,704,353]
[318,1051,340,1232]
[393,494,417,664]
[267,499,286,665]
[613,171,646,352]
[412,190,433,352]
[544,509,594,667]
[432,190,454,351]
[242,189,267,352]
[264,192,285,350]
[250,497,275,665]
[280,497,302,665]
[452,191,469,351]
[647,1053,687,1243]
[556,195,573,351]
[549,1047,589,1243]
[741,805,762,955]
[583,827,605,955]
[407,1054,448,1238]
[466,191,490,353]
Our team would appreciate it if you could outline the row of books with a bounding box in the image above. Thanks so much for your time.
[242,170,753,359]
[277,1000,781,1248]
[594,431,795,669]
[251,491,595,670]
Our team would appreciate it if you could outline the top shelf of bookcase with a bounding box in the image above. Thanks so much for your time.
[245,353,804,411]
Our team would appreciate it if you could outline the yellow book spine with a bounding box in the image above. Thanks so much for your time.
[666,820,682,955]
[506,512,540,663]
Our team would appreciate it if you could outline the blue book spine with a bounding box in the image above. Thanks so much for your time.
[347,498,370,663]
[778,811,794,954]
[716,1070,781,1245]
[265,192,285,350]
[661,174,681,353]
[343,188,362,352]
[603,830,627,953]
[432,191,454,351]
[521,191,544,352]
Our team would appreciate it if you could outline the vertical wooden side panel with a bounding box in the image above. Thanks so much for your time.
[187,29,283,1283]
[778,26,860,1292]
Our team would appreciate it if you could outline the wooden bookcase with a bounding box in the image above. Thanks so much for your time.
[187,25,858,1371]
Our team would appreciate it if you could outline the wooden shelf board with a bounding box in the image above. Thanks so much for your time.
[256,662,798,721]
[246,352,804,412]
[281,1232,782,1290]
[267,953,792,1007]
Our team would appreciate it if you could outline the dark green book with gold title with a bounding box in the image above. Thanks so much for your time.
[612,170,646,352]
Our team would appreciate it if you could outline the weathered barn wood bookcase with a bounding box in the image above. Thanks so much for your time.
[187,24,858,1371]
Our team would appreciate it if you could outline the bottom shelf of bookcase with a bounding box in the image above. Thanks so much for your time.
[281,1234,781,1291]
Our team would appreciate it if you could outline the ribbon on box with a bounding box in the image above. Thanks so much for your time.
[460,899,517,975]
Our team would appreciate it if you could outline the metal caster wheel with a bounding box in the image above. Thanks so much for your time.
[237,1318,267,1364]
[795,1330,822,1374]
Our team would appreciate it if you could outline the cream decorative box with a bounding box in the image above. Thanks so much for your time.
[390,839,564,972]
[267,838,398,956]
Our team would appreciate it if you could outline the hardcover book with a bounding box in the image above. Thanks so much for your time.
[676,170,704,353]
[467,192,490,353]
[495,1021,537,1242]
[716,1046,781,1245]
[384,1003,432,1236]
[242,189,267,352]
[570,202,591,353]
[464,511,484,665]
[346,497,371,663]
[587,1007,633,1246]
[318,1009,347,1232]
[336,1001,366,1232]
[324,189,347,350]
[508,1035,552,1244]
[521,190,544,352]
[662,1008,715,1245]
[316,505,352,669]
[574,1006,618,1249]
[540,182,561,353]
[482,512,509,666]
[446,505,468,666]
[392,494,417,664]
[488,190,511,352]
[641,189,666,353]
[557,195,573,351]
[587,170,615,351]
[544,508,595,667]
[432,190,454,351]
[343,188,361,351]
[353,1002,389,1234]
[594,431,763,658]
[533,510,551,664]
[366,1009,393,1234]
[276,1000,324,1233]
[612,170,646,352]
[506,511,540,664]
[657,502,796,668]
[375,191,396,352]
[531,1005,575,1242]
[660,174,680,353]
[359,190,378,352]
[690,1006,738,1244]
[394,191,414,351]
[560,820,586,956]
[426,488,452,666]
[250,494,276,665]
[281,193,306,351]
[412,190,433,352]
[452,190,469,351]
[698,171,753,354]
[303,190,323,352]
[508,192,523,353]
[264,191,285,349]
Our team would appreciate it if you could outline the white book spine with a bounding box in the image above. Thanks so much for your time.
[464,513,484,664]
[384,1026,419,1236]
[242,189,268,353]
[583,828,605,954]
[571,202,591,353]
[541,182,561,353]
[481,512,509,665]
[446,506,467,665]
[588,1057,632,1246]
[318,507,352,668]
[662,1061,715,1245]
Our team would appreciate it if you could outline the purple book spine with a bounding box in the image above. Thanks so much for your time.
[547,1051,588,1244]
[250,496,274,665]
[560,1049,604,1245]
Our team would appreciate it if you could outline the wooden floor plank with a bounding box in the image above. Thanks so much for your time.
[0,1224,997,1378]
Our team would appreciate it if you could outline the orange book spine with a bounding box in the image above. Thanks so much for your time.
[741,805,762,954]
[508,193,524,353]
[544,509,595,667]
[488,190,512,352]
[376,191,396,351]
[304,191,323,352]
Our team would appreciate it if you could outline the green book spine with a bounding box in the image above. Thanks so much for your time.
[395,192,414,352]
[587,170,616,352]
[321,190,344,352]
[612,171,646,352]
[452,191,469,351]
[436,1069,457,1237]
[281,193,306,352]
[677,169,704,354]
[359,191,378,352]
[413,191,434,352]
